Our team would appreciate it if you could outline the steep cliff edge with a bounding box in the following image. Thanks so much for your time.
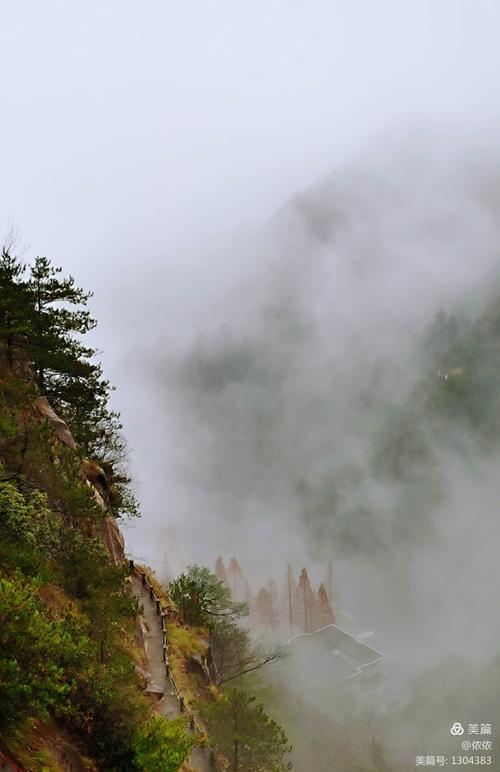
[32,394,125,564]
[0,369,195,771]
[0,249,291,771]
[0,249,203,770]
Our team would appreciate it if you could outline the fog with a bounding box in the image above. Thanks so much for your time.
[3,2,500,768]
[122,137,500,649]
[114,138,500,766]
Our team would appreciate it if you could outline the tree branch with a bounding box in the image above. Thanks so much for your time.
[220,650,283,685]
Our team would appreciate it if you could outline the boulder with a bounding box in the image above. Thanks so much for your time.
[187,652,211,684]
[33,396,76,449]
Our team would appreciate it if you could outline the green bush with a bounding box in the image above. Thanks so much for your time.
[0,574,86,730]
[132,714,195,771]
[0,482,59,553]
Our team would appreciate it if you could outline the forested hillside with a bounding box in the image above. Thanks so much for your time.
[0,249,194,770]
[0,247,294,772]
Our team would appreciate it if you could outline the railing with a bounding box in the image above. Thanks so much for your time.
[128,559,225,771]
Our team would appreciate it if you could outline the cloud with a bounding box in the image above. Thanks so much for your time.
[117,135,500,767]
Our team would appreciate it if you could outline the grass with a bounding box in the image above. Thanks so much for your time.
[38,583,73,612]
[1,720,98,772]
[168,622,210,706]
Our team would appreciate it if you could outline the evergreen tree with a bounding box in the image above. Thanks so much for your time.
[295,567,315,634]
[169,565,246,627]
[243,577,252,609]
[25,257,137,514]
[227,557,246,602]
[316,582,335,628]
[266,577,279,610]
[279,565,295,637]
[253,585,273,629]
[0,249,31,369]
[210,621,252,685]
[27,256,96,395]
[215,556,229,586]
[253,583,279,630]
[0,251,137,516]
[201,689,292,771]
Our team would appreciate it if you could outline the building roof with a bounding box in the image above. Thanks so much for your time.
[288,623,385,684]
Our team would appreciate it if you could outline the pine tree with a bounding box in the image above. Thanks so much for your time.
[253,585,275,629]
[316,582,335,628]
[0,249,31,369]
[26,256,125,462]
[0,250,138,521]
[227,557,246,602]
[266,577,279,629]
[27,256,100,433]
[243,577,252,609]
[201,689,292,771]
[279,565,295,637]
[215,556,228,586]
[295,567,315,634]
[252,579,280,630]
[169,565,246,626]
[28,256,96,394]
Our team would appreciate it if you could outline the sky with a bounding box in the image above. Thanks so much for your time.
[2,0,500,568]
[2,0,500,274]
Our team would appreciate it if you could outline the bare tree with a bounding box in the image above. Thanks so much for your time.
[210,621,284,685]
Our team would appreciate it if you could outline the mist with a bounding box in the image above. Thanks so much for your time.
[3,1,500,767]
[115,136,500,767]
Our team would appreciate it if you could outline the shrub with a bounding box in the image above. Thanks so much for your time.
[0,574,86,730]
[132,714,195,772]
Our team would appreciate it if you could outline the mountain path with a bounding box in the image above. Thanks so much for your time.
[131,577,211,772]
